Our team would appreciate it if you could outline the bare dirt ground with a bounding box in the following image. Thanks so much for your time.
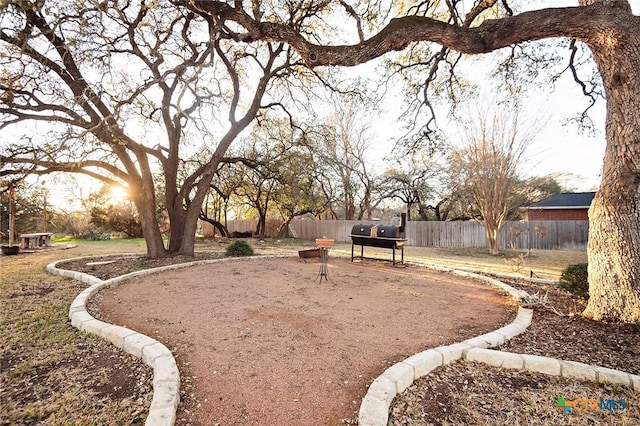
[52,244,639,425]
[86,256,516,425]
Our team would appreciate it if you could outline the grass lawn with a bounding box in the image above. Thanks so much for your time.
[0,237,587,423]
[327,243,586,281]
[0,239,151,424]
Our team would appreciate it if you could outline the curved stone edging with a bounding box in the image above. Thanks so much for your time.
[51,254,637,425]
[465,348,640,389]
[357,264,535,425]
[47,254,288,426]
[356,264,640,426]
[357,306,534,425]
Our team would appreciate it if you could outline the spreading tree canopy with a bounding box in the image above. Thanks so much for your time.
[0,0,326,257]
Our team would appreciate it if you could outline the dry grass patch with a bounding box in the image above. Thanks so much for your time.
[327,244,586,281]
[1,241,151,425]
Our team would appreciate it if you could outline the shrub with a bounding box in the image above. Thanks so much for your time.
[558,263,589,299]
[225,240,254,256]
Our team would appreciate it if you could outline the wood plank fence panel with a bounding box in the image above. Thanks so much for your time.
[222,219,589,251]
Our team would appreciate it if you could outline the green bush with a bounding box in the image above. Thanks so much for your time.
[558,263,589,299]
[225,240,254,256]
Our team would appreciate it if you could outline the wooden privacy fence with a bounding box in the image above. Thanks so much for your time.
[403,220,589,251]
[221,219,589,251]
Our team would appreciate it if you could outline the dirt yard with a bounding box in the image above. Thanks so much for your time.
[88,256,516,425]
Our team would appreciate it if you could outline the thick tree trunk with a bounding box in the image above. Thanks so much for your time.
[135,183,167,258]
[485,226,499,255]
[583,21,640,323]
[178,205,202,255]
[170,185,208,256]
[173,160,229,256]
[165,169,213,256]
[586,193,640,322]
[167,208,186,254]
[139,210,167,258]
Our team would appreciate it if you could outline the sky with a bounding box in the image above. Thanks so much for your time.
[365,68,607,193]
[516,77,605,191]
[498,1,638,191]
[489,0,637,191]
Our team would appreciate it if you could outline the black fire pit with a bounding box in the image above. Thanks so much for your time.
[350,214,406,265]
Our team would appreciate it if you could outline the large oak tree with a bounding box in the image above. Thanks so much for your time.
[0,0,319,257]
[189,0,639,323]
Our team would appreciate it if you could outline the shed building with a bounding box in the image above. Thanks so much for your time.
[523,192,596,221]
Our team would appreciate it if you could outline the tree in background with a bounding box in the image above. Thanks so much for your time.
[54,210,91,239]
[430,173,565,222]
[89,204,142,238]
[449,104,537,254]
[272,144,328,236]
[0,182,49,238]
[232,135,283,239]
[200,171,234,238]
[312,102,378,220]
[508,175,564,220]
[380,150,443,220]
[201,127,327,239]
[88,186,142,238]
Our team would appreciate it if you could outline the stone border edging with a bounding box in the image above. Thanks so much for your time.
[49,253,637,425]
[465,348,640,389]
[358,306,534,425]
[358,265,534,425]
[47,254,287,426]
[356,263,640,425]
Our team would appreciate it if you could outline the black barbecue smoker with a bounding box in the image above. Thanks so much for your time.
[350,213,407,265]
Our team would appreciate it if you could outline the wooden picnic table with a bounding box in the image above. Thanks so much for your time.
[19,232,53,249]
